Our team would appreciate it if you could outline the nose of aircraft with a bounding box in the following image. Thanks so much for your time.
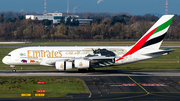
[2,56,8,65]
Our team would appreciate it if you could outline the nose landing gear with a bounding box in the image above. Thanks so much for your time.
[10,65,16,72]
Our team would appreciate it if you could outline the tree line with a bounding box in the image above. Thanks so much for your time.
[0,12,180,40]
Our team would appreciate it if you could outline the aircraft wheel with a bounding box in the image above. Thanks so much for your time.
[11,66,16,72]
[78,69,81,72]
[12,69,16,72]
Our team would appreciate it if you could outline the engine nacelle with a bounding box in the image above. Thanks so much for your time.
[55,61,72,70]
[74,60,90,68]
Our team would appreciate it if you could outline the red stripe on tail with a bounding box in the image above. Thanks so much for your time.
[115,27,158,62]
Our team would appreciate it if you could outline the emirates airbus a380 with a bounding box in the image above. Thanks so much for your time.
[2,15,174,72]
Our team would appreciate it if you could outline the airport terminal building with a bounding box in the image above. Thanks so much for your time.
[25,13,92,25]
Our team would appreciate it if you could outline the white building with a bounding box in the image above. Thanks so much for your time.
[26,13,66,23]
[26,13,92,24]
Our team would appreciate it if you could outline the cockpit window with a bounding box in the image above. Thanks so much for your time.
[7,54,11,56]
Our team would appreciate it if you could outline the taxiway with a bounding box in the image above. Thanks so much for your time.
[0,70,180,76]
[0,70,180,100]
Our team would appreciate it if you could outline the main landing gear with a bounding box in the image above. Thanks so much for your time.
[10,65,16,72]
[78,69,86,73]
[78,68,95,73]
[88,68,95,72]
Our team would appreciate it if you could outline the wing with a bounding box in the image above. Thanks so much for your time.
[86,56,116,68]
[44,55,119,68]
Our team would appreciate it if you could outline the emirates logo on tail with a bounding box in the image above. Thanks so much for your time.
[60,63,64,68]
[79,62,83,67]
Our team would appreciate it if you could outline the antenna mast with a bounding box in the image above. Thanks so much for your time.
[67,0,69,13]
[44,0,47,15]
[166,0,168,15]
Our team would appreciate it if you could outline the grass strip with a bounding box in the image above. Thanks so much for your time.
[0,76,89,98]
[0,41,180,46]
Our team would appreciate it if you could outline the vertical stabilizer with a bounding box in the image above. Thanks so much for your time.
[115,15,174,62]
[136,15,174,50]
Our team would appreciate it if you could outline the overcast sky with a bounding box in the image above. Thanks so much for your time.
[0,0,179,15]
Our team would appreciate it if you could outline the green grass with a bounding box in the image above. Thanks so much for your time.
[0,76,89,98]
[0,41,135,46]
[0,94,67,98]
[162,41,180,46]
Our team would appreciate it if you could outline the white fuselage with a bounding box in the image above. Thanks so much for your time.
[2,46,157,69]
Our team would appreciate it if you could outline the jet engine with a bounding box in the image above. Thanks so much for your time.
[74,59,90,68]
[55,61,72,70]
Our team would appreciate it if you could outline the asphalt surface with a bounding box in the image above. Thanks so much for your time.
[1,70,180,101]
[80,76,180,101]
[1,70,180,76]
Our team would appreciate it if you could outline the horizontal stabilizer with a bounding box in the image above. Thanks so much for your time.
[142,50,174,56]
